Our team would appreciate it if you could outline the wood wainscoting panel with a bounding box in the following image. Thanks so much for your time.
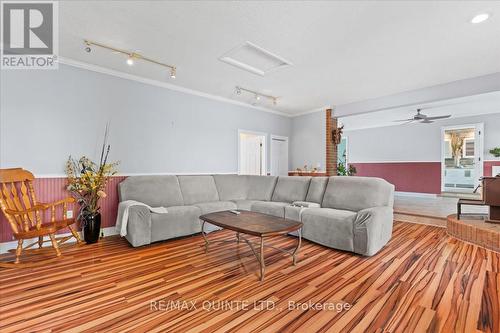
[0,222,498,332]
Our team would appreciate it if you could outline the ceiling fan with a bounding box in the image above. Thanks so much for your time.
[394,108,451,124]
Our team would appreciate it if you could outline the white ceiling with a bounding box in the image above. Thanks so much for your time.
[59,1,500,115]
[340,91,500,130]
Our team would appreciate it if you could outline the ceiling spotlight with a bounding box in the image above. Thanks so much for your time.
[471,13,489,24]
[255,94,261,101]
[235,87,242,95]
[170,67,176,79]
[84,41,91,53]
[273,98,278,106]
[126,54,134,66]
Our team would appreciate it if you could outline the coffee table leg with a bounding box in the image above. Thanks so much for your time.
[292,229,302,266]
[201,220,209,253]
[260,236,265,281]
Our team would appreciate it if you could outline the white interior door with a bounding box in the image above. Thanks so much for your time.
[239,131,266,175]
[271,135,289,176]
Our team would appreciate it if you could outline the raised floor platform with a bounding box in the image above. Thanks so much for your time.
[447,214,500,253]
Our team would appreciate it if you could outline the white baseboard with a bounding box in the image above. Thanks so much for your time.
[395,191,438,198]
[0,227,119,254]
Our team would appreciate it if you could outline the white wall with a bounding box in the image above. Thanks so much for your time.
[290,111,325,171]
[289,109,500,169]
[345,113,500,163]
[0,64,291,175]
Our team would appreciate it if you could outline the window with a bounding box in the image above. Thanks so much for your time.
[463,138,475,158]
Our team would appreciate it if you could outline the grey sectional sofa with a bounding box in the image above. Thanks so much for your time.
[118,175,395,256]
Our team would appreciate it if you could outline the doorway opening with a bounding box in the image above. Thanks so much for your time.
[441,123,484,194]
[238,130,266,175]
[270,135,289,176]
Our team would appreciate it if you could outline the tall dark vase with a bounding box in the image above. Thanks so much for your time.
[83,213,101,244]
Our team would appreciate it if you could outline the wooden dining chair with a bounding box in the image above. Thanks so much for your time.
[0,168,82,266]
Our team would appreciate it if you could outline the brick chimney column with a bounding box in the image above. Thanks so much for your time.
[326,109,338,176]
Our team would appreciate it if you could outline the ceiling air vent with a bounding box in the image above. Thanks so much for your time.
[219,41,292,76]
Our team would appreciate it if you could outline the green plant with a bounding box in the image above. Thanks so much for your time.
[337,151,357,176]
[490,147,500,158]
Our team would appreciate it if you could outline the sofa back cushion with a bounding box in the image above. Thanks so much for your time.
[305,177,329,203]
[322,176,394,211]
[272,176,311,203]
[118,175,184,207]
[245,175,278,201]
[213,175,248,201]
[178,175,219,205]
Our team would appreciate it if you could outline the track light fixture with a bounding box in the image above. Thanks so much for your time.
[83,39,177,79]
[234,86,278,106]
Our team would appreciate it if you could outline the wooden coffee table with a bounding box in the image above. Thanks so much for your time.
[199,210,303,281]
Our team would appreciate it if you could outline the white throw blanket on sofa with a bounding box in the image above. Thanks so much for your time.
[116,200,168,237]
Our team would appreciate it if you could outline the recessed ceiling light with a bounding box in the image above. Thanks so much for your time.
[471,13,489,24]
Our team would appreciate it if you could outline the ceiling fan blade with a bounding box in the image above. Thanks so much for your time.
[424,115,451,121]
[421,119,434,124]
[393,118,415,122]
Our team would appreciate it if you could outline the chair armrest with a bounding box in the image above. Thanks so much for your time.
[5,204,49,216]
[39,197,75,207]
[354,206,393,256]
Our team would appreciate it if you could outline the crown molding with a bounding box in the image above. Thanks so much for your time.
[291,105,335,117]
[57,57,291,118]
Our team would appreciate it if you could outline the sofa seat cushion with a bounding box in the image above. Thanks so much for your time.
[150,206,201,243]
[251,201,289,218]
[300,208,357,252]
[194,201,237,215]
[232,200,261,211]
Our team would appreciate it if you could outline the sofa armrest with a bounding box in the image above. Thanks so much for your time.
[353,206,393,256]
[125,205,152,247]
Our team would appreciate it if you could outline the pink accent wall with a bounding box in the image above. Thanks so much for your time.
[0,176,126,243]
[484,161,500,177]
[351,161,500,194]
[351,162,442,194]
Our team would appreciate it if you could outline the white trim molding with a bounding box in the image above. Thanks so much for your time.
[348,160,441,164]
[395,191,438,198]
[31,172,238,178]
[58,57,290,118]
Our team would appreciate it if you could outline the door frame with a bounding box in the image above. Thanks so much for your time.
[440,123,484,193]
[237,129,267,175]
[270,134,289,176]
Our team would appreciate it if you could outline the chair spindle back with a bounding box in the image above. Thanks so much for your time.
[0,168,41,234]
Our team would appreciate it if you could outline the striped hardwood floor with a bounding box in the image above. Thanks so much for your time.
[0,221,498,333]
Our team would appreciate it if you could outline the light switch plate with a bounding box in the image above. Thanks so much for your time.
[67,210,74,219]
